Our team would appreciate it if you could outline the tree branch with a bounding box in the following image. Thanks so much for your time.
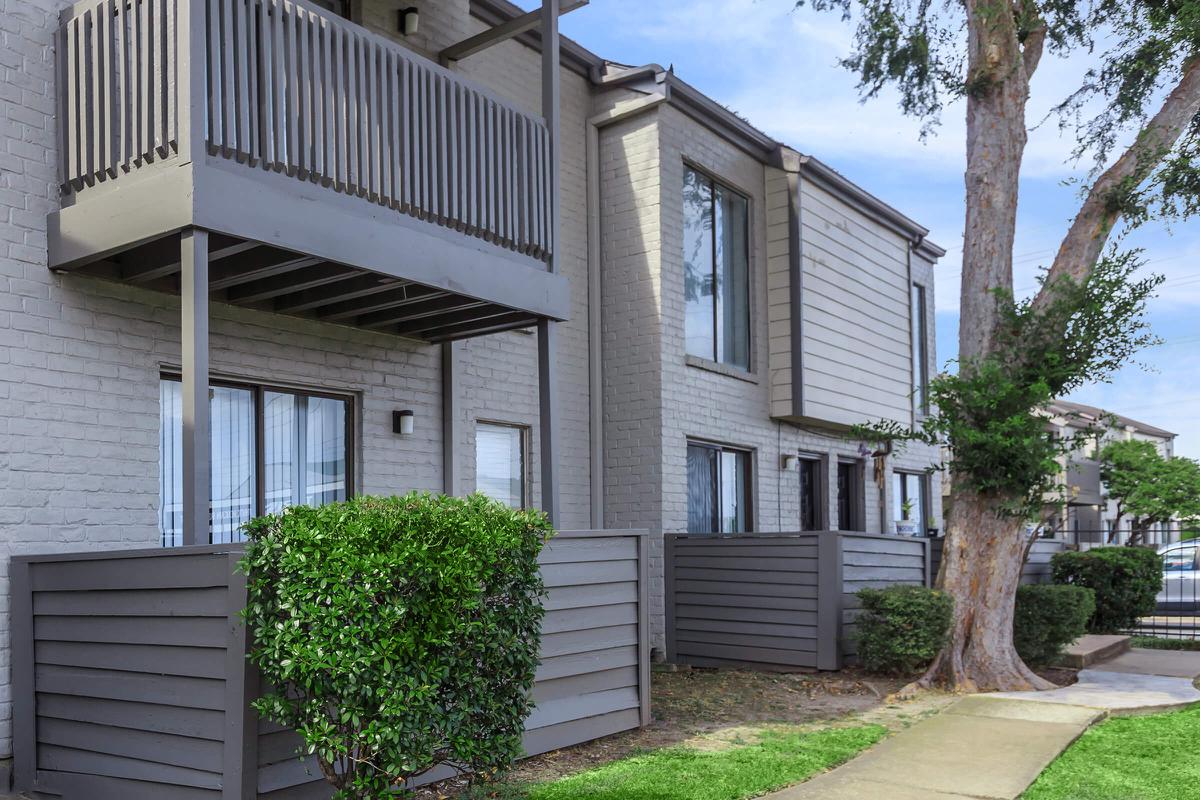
[1035,56,1200,307]
[1022,24,1046,78]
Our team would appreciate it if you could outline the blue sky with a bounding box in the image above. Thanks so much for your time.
[536,0,1200,457]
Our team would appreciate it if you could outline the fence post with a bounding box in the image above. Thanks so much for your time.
[223,552,257,800]
[664,534,676,664]
[11,558,35,793]
[816,532,844,671]
[636,532,651,727]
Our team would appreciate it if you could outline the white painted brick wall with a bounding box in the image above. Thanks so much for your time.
[0,0,597,763]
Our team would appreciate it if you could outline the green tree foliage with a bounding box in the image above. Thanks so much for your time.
[1051,547,1163,633]
[240,493,552,799]
[855,585,954,675]
[1099,439,1200,543]
[1013,584,1095,667]
[856,255,1161,519]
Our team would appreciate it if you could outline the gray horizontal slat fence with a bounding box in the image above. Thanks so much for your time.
[928,537,1068,587]
[665,531,931,671]
[13,530,649,799]
[839,533,930,661]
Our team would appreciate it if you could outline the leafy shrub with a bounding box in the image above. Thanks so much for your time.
[1051,547,1162,634]
[855,585,953,675]
[241,493,552,799]
[1013,584,1095,667]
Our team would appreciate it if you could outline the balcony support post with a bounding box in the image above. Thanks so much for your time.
[538,0,562,528]
[181,228,210,546]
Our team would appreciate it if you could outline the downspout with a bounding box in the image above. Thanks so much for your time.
[586,81,669,529]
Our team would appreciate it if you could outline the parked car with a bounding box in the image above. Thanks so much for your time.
[1157,542,1199,612]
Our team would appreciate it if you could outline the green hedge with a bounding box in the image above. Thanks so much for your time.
[241,493,552,800]
[1013,584,1095,667]
[855,585,953,675]
[1051,547,1162,634]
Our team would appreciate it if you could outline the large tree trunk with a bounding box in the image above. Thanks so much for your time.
[932,1,1050,692]
[914,489,1056,692]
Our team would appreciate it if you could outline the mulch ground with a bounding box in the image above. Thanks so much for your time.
[414,664,1080,798]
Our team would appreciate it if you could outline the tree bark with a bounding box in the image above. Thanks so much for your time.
[911,488,1056,692]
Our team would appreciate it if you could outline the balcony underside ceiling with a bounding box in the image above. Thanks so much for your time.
[47,161,570,343]
[67,231,542,343]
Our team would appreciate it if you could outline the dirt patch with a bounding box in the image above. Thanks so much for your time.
[414,664,1080,797]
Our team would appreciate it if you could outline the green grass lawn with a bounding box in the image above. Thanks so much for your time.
[1023,705,1200,800]
[470,725,885,800]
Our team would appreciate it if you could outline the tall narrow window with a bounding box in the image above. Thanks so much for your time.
[837,461,863,532]
[476,423,526,509]
[893,471,929,531]
[687,441,752,533]
[683,167,750,369]
[799,456,823,531]
[159,378,351,547]
[911,283,929,413]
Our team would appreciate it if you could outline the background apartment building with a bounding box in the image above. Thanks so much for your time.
[0,0,943,780]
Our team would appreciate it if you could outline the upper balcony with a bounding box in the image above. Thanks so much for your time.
[48,0,568,340]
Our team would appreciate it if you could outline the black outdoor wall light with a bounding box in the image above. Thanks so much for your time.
[393,409,415,436]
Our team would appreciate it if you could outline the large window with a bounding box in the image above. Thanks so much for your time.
[799,456,824,531]
[837,461,863,532]
[476,422,527,509]
[893,471,929,530]
[911,283,929,413]
[159,378,351,546]
[687,442,752,533]
[683,166,750,369]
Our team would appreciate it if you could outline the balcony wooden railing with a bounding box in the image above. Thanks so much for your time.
[56,0,554,261]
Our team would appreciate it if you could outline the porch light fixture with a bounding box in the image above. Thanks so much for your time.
[782,455,798,471]
[393,409,415,436]
[399,7,419,36]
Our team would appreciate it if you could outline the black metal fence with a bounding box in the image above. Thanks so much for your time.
[1128,532,1200,642]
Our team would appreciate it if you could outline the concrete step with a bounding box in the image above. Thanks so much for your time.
[1055,634,1131,669]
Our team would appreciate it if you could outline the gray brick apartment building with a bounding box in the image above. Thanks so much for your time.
[0,0,944,785]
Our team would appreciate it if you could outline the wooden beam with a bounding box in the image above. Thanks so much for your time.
[438,0,586,66]
[318,284,446,321]
[226,265,363,304]
[181,229,210,547]
[356,294,485,329]
[423,312,535,342]
[121,235,256,283]
[208,249,324,291]
[273,274,407,313]
[391,304,506,337]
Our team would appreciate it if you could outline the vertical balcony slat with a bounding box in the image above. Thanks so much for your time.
[451,83,462,230]
[330,20,342,189]
[256,0,271,166]
[220,0,235,156]
[282,1,297,174]
[356,33,368,198]
[387,49,400,208]
[166,0,176,154]
[400,56,411,211]
[115,0,129,171]
[434,74,445,224]
[90,3,104,179]
[346,30,359,193]
[234,0,249,161]
[302,5,314,177]
[152,0,165,156]
[140,0,152,162]
[66,15,81,186]
[366,40,378,200]
[465,90,476,234]
[319,16,333,184]
[271,0,284,171]
[534,121,544,257]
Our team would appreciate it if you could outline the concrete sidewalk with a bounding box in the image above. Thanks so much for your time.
[767,648,1200,800]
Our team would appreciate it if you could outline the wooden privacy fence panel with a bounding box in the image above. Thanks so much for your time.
[13,531,649,799]
[665,532,931,671]
[929,537,1068,587]
[56,0,554,262]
